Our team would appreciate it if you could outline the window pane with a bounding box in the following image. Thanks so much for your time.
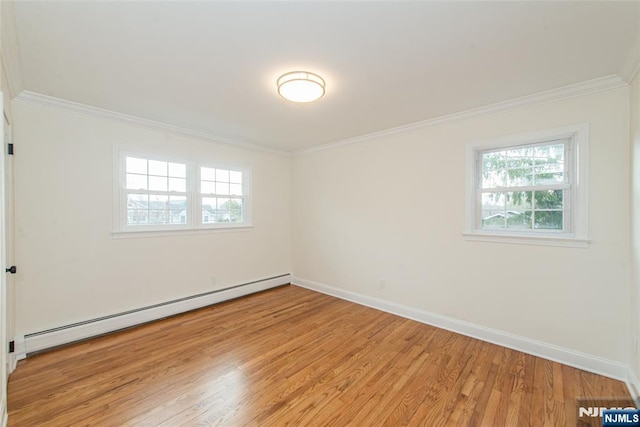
[482,151,504,171]
[534,144,564,158]
[504,156,533,170]
[507,210,533,230]
[506,191,532,211]
[126,174,147,190]
[229,198,243,223]
[230,183,243,196]
[481,192,505,209]
[202,197,216,210]
[505,146,533,158]
[149,160,167,176]
[482,142,565,190]
[150,194,168,209]
[169,195,186,210]
[148,210,169,225]
[217,182,230,195]
[126,157,147,174]
[227,198,242,210]
[534,163,564,185]
[202,197,218,224]
[506,168,533,187]
[548,144,565,161]
[201,167,216,181]
[202,211,215,224]
[482,211,506,229]
[481,169,507,189]
[127,210,148,225]
[201,181,215,194]
[170,210,186,224]
[168,177,186,192]
[230,209,243,223]
[481,191,532,230]
[149,176,168,192]
[217,210,231,222]
[127,193,148,209]
[534,190,563,209]
[230,171,242,184]
[534,211,563,230]
[169,162,186,178]
[217,198,230,209]
[481,192,505,229]
[216,169,229,182]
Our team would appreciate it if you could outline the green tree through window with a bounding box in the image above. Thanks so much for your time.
[480,142,566,231]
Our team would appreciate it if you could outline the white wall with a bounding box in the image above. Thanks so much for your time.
[631,71,640,380]
[293,87,631,363]
[12,101,291,336]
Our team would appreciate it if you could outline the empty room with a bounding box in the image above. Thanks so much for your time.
[0,1,638,426]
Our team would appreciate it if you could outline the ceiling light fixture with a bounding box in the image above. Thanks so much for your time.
[277,71,325,103]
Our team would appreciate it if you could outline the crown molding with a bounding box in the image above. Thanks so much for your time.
[13,73,627,157]
[13,91,290,156]
[295,74,627,155]
[1,1,25,100]
[618,20,640,83]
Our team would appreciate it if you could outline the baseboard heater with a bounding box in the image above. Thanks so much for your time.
[18,274,291,359]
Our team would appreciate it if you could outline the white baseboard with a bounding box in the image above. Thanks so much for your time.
[1,396,6,427]
[22,274,290,357]
[6,353,17,375]
[292,276,629,382]
[14,336,25,362]
[9,354,17,372]
[627,370,640,407]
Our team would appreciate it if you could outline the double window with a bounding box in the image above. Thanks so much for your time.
[116,152,251,233]
[465,123,589,247]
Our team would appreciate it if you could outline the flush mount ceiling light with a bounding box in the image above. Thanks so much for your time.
[277,71,325,103]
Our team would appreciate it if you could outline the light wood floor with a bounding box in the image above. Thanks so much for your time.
[8,285,633,426]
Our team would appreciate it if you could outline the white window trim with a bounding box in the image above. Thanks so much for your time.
[463,123,590,248]
[112,148,253,237]
[197,163,253,230]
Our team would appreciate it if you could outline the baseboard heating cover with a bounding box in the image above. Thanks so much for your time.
[18,274,291,358]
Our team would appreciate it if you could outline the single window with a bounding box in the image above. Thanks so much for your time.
[200,167,246,226]
[478,140,568,232]
[124,156,189,228]
[465,124,589,247]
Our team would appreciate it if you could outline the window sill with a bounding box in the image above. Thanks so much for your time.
[112,225,254,239]
[462,232,590,248]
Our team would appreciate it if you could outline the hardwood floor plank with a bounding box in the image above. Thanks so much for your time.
[7,285,634,426]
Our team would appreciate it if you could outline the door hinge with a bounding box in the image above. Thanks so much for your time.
[7,143,13,155]
[8,341,14,353]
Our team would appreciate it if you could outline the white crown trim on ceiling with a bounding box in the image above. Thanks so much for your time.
[14,74,626,155]
[13,91,291,156]
[295,74,627,154]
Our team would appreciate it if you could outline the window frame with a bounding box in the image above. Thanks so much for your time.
[197,163,252,230]
[118,151,194,232]
[113,149,253,237]
[464,123,589,248]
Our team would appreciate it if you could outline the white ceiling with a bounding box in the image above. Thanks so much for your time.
[12,1,640,152]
